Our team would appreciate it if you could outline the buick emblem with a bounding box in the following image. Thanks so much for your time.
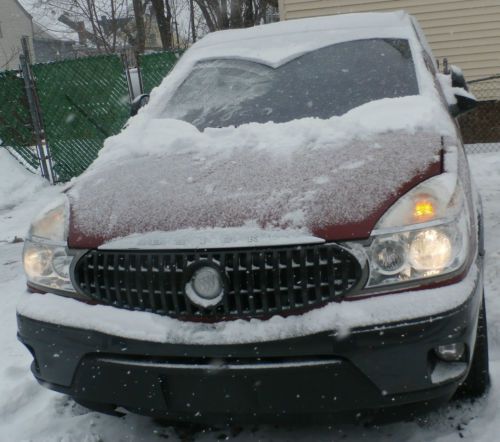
[185,264,225,307]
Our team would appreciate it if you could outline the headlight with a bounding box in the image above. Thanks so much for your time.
[23,197,77,295]
[356,173,472,289]
[409,228,453,271]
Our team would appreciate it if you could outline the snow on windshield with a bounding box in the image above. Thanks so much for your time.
[162,39,419,130]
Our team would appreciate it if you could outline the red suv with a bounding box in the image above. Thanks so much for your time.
[18,11,488,423]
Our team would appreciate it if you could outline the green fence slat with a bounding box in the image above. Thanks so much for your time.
[0,70,39,169]
[1,51,182,183]
[32,54,131,182]
[139,51,182,94]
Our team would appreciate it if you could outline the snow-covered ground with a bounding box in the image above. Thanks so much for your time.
[0,149,499,441]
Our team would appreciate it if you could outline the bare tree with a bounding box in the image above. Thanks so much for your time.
[34,0,131,53]
[193,0,277,32]
[132,0,147,52]
[150,0,173,50]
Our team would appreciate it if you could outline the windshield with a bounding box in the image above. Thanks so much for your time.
[162,39,419,130]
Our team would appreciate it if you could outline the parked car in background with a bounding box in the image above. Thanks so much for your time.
[18,11,488,423]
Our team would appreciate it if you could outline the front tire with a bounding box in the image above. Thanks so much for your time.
[456,294,490,398]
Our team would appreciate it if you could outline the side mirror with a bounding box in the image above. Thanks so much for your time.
[449,88,478,117]
[450,65,468,91]
[130,94,150,117]
[442,64,477,117]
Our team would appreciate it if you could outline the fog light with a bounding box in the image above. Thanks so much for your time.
[435,343,465,362]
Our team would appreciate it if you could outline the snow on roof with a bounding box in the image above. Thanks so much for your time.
[32,22,74,43]
[198,10,414,49]
[184,10,417,67]
[19,0,78,42]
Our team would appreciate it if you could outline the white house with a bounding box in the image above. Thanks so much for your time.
[0,0,34,70]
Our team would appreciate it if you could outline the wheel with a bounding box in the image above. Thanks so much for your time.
[456,293,490,398]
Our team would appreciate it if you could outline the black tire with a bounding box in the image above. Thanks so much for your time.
[456,294,490,398]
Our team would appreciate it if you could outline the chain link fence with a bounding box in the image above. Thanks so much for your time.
[0,50,181,183]
[0,71,39,170]
[460,75,500,154]
[138,51,183,94]
[32,55,131,182]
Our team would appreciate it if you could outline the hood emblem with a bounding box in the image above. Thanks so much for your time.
[185,263,225,308]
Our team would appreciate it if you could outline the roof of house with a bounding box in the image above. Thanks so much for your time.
[32,22,74,43]
[11,0,33,20]
[18,0,78,42]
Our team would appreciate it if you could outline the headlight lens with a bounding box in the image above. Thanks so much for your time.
[23,197,76,295]
[360,173,471,289]
[23,243,53,278]
[23,240,76,293]
[409,228,453,271]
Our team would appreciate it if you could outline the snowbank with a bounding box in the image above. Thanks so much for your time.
[0,149,62,242]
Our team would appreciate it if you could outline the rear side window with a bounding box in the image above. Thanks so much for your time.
[163,38,419,130]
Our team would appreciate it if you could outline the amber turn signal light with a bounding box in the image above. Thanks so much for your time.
[413,199,435,222]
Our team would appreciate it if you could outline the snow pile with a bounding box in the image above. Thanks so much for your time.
[0,149,62,242]
[69,96,452,243]
[99,95,454,164]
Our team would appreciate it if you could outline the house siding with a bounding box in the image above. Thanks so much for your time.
[0,0,34,70]
[278,0,500,80]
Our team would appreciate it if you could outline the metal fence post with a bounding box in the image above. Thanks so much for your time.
[19,37,55,183]
[135,52,145,96]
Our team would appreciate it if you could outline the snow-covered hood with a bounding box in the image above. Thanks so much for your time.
[67,96,454,249]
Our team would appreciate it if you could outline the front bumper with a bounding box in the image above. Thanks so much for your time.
[17,261,483,423]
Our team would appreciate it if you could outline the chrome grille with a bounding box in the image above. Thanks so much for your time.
[72,243,363,321]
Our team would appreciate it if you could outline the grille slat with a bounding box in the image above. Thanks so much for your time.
[135,255,144,309]
[73,243,362,321]
[123,254,134,309]
[169,254,180,314]
[158,253,169,313]
[233,252,243,315]
[285,249,295,310]
[260,252,269,314]
[272,250,281,312]
[147,254,156,311]
[246,251,256,315]
[326,247,336,300]
[300,248,308,306]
